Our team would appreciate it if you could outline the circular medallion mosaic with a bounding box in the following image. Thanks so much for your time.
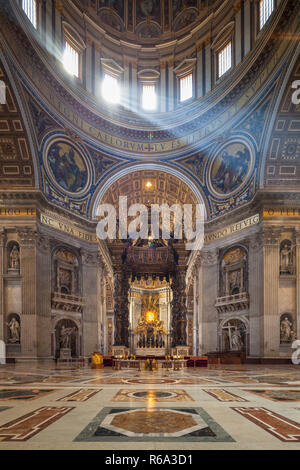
[130,391,175,399]
[208,141,254,197]
[124,378,177,385]
[45,139,90,196]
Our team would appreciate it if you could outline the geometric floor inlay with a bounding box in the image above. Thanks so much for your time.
[0,407,10,413]
[87,377,218,385]
[232,407,300,442]
[112,389,194,402]
[74,407,235,442]
[204,389,247,402]
[0,389,57,401]
[244,389,300,402]
[0,407,74,441]
[57,389,101,402]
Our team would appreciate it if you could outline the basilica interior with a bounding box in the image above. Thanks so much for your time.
[0,0,299,451]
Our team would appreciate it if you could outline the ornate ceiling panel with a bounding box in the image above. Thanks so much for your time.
[72,0,206,43]
[101,170,198,208]
[0,59,35,188]
[263,57,300,189]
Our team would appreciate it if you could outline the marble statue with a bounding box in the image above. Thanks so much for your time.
[9,245,20,270]
[59,325,76,349]
[6,316,20,343]
[280,243,293,273]
[280,316,293,342]
[231,327,243,351]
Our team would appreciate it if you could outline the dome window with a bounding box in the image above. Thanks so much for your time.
[63,41,79,78]
[174,59,196,105]
[102,73,121,104]
[142,84,157,111]
[180,73,193,102]
[22,0,37,28]
[218,42,232,78]
[259,0,274,29]
[100,59,124,106]
[62,22,86,81]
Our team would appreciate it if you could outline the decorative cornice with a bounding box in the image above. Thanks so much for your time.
[36,233,50,253]
[0,228,6,247]
[199,250,219,266]
[262,226,281,246]
[17,227,38,247]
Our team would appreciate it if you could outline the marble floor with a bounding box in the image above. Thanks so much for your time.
[0,363,300,449]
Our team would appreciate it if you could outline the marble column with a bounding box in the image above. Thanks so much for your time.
[262,227,281,357]
[113,267,130,347]
[244,0,252,55]
[201,250,218,353]
[44,0,53,51]
[205,39,212,94]
[167,58,175,111]
[85,39,93,94]
[160,60,167,112]
[196,42,204,98]
[234,1,242,65]
[131,61,138,111]
[17,228,38,358]
[0,229,6,341]
[193,267,198,355]
[248,232,264,356]
[295,229,300,340]
[197,258,204,355]
[171,268,187,347]
[54,0,63,51]
[36,234,52,358]
[123,57,131,107]
[81,250,101,357]
[95,44,102,94]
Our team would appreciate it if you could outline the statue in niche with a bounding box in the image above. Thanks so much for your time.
[222,319,246,352]
[231,328,243,351]
[280,316,294,343]
[9,245,20,271]
[59,325,76,349]
[6,316,20,344]
[280,240,293,274]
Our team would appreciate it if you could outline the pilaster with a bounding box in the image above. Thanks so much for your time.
[295,229,300,340]
[262,226,281,357]
[85,38,93,93]
[196,42,204,98]
[205,38,212,94]
[0,229,6,341]
[17,228,38,357]
[248,232,264,356]
[244,0,252,55]
[167,57,174,111]
[234,1,242,64]
[200,249,218,353]
[81,249,100,357]
[36,234,51,357]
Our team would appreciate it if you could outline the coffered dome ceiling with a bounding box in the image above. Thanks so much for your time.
[0,0,299,224]
[101,170,198,208]
[71,0,213,44]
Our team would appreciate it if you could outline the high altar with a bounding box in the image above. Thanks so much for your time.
[131,290,169,356]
